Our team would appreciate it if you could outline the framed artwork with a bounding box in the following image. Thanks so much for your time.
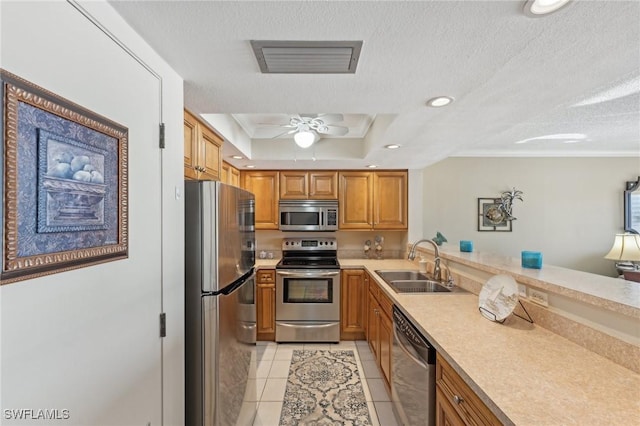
[1,69,128,285]
[478,198,512,232]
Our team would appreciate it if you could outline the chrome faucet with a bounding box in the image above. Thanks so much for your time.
[408,239,441,281]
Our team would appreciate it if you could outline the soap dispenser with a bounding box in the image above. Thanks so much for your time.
[418,256,428,273]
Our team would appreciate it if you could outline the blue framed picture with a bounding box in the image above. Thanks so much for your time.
[1,69,128,284]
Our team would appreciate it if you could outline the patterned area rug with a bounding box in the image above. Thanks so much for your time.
[279,350,372,426]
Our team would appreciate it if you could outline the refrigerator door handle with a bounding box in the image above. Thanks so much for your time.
[214,268,255,296]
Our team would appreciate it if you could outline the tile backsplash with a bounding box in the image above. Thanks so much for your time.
[256,230,408,260]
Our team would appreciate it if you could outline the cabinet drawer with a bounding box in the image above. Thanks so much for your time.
[257,269,275,284]
[436,353,501,426]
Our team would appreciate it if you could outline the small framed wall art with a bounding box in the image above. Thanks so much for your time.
[478,197,512,232]
[0,69,128,285]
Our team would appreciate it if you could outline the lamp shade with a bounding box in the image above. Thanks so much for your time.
[604,233,640,261]
[294,130,315,148]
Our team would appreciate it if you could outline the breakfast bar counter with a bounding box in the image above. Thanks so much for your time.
[337,258,640,426]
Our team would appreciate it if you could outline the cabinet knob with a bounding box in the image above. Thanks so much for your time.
[453,395,464,405]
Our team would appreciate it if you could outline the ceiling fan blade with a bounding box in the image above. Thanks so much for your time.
[270,129,297,139]
[315,113,344,124]
[317,125,349,136]
[258,123,296,128]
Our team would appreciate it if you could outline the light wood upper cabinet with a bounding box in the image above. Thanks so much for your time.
[280,171,308,199]
[339,171,374,229]
[280,171,338,199]
[373,171,408,229]
[339,171,407,230]
[222,161,240,187]
[241,171,279,230]
[184,110,222,181]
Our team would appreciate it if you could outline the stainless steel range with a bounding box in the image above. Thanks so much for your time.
[275,237,340,342]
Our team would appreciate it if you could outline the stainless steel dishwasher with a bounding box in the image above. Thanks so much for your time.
[391,306,436,426]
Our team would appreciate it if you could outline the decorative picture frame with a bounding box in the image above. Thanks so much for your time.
[477,198,512,232]
[1,69,128,285]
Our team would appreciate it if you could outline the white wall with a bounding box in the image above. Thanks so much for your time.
[421,157,639,277]
[0,2,184,425]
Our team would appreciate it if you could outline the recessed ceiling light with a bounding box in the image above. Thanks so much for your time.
[245,165,256,169]
[426,96,454,107]
[385,144,401,149]
[367,164,378,168]
[231,155,243,160]
[524,0,572,17]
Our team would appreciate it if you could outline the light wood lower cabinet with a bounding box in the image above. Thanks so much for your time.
[436,353,502,426]
[340,269,368,340]
[256,269,276,341]
[366,277,393,390]
[436,386,465,426]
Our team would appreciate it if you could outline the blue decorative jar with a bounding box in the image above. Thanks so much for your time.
[521,251,543,269]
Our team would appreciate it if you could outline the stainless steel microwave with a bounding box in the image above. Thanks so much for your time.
[279,200,338,231]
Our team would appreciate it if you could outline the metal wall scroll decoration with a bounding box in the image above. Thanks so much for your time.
[0,69,128,285]
[477,188,524,232]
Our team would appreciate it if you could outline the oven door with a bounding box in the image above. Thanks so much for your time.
[276,269,340,321]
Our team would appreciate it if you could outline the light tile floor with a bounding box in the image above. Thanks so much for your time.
[252,340,399,426]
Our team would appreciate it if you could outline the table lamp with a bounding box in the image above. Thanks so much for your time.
[604,233,640,274]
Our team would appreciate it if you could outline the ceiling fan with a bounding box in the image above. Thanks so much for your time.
[266,114,349,148]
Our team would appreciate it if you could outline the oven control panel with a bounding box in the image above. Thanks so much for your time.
[282,237,337,251]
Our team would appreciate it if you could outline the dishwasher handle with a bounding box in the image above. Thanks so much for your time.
[394,324,430,370]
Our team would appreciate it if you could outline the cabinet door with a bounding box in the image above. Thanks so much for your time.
[379,309,393,389]
[257,284,276,341]
[309,171,338,199]
[221,162,230,184]
[436,387,465,426]
[367,290,379,358]
[340,269,367,340]
[199,126,222,181]
[339,171,373,229]
[279,171,308,199]
[241,171,279,230]
[230,166,240,187]
[373,171,407,229]
[183,111,199,180]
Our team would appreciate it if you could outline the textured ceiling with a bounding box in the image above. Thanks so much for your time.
[109,0,640,170]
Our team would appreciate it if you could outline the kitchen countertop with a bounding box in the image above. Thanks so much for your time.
[257,258,640,425]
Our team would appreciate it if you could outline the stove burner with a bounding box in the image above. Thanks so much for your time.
[277,237,339,270]
[278,257,340,269]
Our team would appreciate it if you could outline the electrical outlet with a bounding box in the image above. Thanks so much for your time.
[528,288,549,307]
[517,283,527,298]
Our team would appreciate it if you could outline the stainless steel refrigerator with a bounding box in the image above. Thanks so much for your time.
[185,181,257,426]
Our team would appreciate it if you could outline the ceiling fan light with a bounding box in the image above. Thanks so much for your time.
[294,130,315,148]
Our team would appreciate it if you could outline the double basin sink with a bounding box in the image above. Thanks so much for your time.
[374,270,461,294]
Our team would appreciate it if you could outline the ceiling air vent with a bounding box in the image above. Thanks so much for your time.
[250,40,362,74]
